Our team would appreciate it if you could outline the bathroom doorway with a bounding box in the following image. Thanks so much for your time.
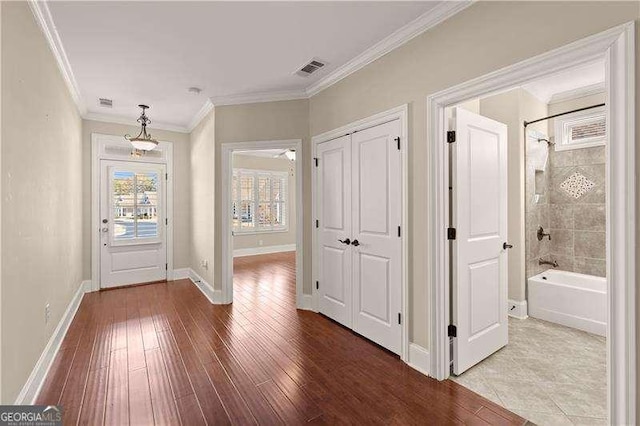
[439,51,622,424]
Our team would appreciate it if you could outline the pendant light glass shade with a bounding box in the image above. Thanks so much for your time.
[125,105,158,151]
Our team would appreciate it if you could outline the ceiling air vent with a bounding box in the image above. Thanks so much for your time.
[295,58,327,77]
[98,98,113,108]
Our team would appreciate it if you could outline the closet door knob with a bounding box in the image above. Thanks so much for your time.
[503,242,513,250]
[351,239,360,247]
[338,238,351,245]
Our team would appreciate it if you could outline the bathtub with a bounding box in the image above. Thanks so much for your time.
[528,269,606,336]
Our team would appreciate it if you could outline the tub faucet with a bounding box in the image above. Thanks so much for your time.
[537,226,551,241]
[539,258,559,268]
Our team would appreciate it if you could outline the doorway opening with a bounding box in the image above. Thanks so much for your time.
[221,140,303,308]
[447,60,608,424]
[428,23,634,425]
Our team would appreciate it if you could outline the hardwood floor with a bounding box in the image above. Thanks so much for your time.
[36,252,525,425]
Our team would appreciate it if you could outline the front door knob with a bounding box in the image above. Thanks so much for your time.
[503,242,513,250]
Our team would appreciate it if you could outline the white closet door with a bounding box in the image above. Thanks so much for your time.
[451,107,509,374]
[317,135,353,327]
[351,119,402,354]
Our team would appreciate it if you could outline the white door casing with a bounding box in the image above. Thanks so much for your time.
[451,108,508,374]
[317,135,353,327]
[352,119,403,354]
[100,160,167,288]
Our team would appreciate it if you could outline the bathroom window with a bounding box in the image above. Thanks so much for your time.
[554,106,606,151]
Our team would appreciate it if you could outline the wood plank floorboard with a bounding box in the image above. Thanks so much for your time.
[36,251,525,425]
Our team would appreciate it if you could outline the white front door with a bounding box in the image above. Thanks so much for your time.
[100,160,167,288]
[317,135,353,327]
[351,119,402,354]
[451,108,509,375]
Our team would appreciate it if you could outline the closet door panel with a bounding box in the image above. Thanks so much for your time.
[317,135,352,327]
[351,119,403,354]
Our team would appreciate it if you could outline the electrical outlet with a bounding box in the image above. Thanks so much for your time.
[45,303,51,325]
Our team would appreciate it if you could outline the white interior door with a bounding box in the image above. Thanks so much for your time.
[317,135,352,327]
[451,107,509,375]
[351,119,402,354]
[100,160,167,288]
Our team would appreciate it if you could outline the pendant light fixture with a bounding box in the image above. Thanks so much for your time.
[125,104,158,151]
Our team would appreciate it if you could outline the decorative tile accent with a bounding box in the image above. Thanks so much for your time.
[559,172,595,199]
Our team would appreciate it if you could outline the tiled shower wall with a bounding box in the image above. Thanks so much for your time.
[547,145,606,277]
[525,134,551,278]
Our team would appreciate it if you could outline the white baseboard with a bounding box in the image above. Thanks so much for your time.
[187,269,224,304]
[172,268,190,280]
[407,343,431,377]
[15,279,91,404]
[233,244,296,258]
[508,299,528,320]
[299,294,314,311]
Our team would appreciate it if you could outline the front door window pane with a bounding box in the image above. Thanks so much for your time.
[112,169,160,241]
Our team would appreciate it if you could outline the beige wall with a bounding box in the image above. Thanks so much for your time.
[190,109,215,284]
[232,154,296,251]
[476,88,547,301]
[308,1,639,347]
[214,100,310,290]
[81,120,191,280]
[1,2,83,402]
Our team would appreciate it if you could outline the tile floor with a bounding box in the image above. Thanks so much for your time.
[451,317,606,425]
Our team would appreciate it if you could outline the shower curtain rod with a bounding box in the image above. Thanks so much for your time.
[523,103,605,128]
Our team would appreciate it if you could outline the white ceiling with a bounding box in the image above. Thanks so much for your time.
[521,60,605,103]
[46,1,449,130]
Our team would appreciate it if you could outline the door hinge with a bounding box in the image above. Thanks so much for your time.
[165,218,168,225]
[314,157,319,167]
[315,219,319,228]
[397,226,401,237]
[395,136,401,150]
[165,173,168,180]
[447,227,457,240]
[447,131,456,143]
[165,263,168,271]
[398,313,402,324]
[316,281,319,290]
[448,324,457,337]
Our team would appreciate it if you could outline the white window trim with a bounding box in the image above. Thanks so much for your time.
[232,168,289,235]
[554,106,606,151]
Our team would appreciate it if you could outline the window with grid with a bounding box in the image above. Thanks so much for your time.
[554,106,606,151]
[232,169,288,233]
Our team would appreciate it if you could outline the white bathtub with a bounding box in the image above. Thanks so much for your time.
[528,269,606,336]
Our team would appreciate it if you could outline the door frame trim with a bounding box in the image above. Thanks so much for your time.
[220,139,304,306]
[427,22,635,424]
[311,104,409,362]
[91,133,175,291]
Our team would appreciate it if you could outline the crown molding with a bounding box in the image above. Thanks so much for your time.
[210,89,308,107]
[83,112,190,134]
[30,0,470,132]
[28,0,86,115]
[187,99,214,132]
[305,1,472,97]
[549,82,605,105]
